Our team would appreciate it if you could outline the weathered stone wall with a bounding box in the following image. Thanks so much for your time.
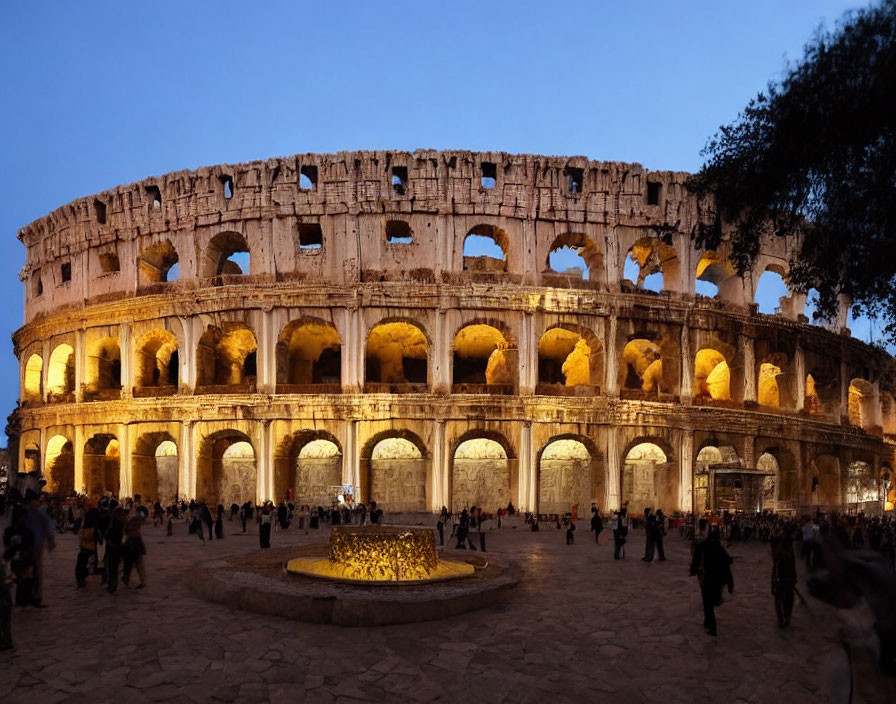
[9,150,895,513]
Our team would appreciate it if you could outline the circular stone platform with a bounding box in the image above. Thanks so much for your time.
[189,545,521,626]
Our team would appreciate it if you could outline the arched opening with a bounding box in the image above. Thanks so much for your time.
[754,267,789,314]
[202,231,250,278]
[197,431,256,505]
[369,437,427,512]
[138,240,179,284]
[693,348,730,401]
[845,461,876,510]
[848,379,876,430]
[624,238,679,293]
[45,435,74,496]
[538,439,592,515]
[537,326,601,393]
[293,437,342,508]
[622,441,675,515]
[452,324,515,393]
[758,362,782,408]
[364,321,428,392]
[452,436,512,512]
[622,339,664,393]
[85,337,122,400]
[462,224,508,273]
[83,434,119,499]
[805,374,822,415]
[23,353,43,402]
[810,454,841,508]
[545,233,603,282]
[695,251,736,298]
[196,325,258,390]
[276,320,341,392]
[693,444,750,512]
[47,344,75,402]
[133,434,178,503]
[134,330,179,395]
[757,452,779,511]
[23,442,41,474]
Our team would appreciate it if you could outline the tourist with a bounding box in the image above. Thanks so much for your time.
[199,502,214,541]
[612,505,628,560]
[3,505,35,607]
[642,510,657,562]
[771,535,797,628]
[590,506,603,544]
[259,506,273,548]
[436,513,445,546]
[467,506,481,550]
[24,491,55,607]
[229,503,239,521]
[298,505,309,533]
[689,527,734,637]
[455,509,470,549]
[369,501,383,525]
[241,500,253,533]
[655,509,667,561]
[277,501,289,530]
[105,507,126,594]
[75,508,99,589]
[565,513,575,545]
[121,510,147,589]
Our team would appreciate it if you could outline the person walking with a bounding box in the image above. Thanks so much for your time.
[590,506,603,544]
[105,507,126,594]
[565,513,576,545]
[655,509,667,561]
[689,528,734,636]
[771,535,797,628]
[121,511,147,589]
[24,491,55,607]
[75,508,99,589]
[643,510,657,562]
[456,509,470,549]
[259,505,273,548]
[612,506,628,560]
[199,503,214,542]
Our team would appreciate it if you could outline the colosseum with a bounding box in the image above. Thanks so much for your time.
[9,149,896,516]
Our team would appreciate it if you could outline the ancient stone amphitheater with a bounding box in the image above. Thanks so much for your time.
[9,150,896,515]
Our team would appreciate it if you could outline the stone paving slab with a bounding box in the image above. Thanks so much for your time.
[0,520,890,702]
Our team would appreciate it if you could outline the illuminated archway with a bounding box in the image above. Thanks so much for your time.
[758,362,782,408]
[45,435,74,496]
[276,320,341,388]
[138,240,179,284]
[845,461,876,508]
[848,379,875,429]
[538,326,601,390]
[695,251,736,298]
[132,433,178,502]
[693,349,730,401]
[23,353,43,402]
[452,324,515,390]
[452,436,512,512]
[196,325,257,388]
[622,339,664,392]
[47,344,75,401]
[294,437,342,507]
[624,238,679,292]
[463,224,508,272]
[369,437,427,512]
[197,430,256,505]
[83,434,119,499]
[135,330,179,392]
[809,454,841,507]
[757,452,779,510]
[622,441,674,515]
[538,439,592,515]
[85,337,121,398]
[365,321,428,388]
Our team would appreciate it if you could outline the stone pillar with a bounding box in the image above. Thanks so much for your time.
[178,421,194,498]
[605,315,618,395]
[433,310,450,393]
[118,424,132,498]
[430,420,447,511]
[742,337,756,402]
[680,322,693,401]
[119,323,133,398]
[257,309,276,394]
[343,420,359,498]
[74,425,85,494]
[606,429,620,509]
[341,307,363,392]
[41,339,51,403]
[519,312,536,394]
[518,422,536,511]
[74,328,86,402]
[179,316,195,393]
[794,344,806,411]
[256,420,274,503]
[678,430,693,513]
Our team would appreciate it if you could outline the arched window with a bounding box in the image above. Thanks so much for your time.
[624,238,679,293]
[45,435,75,496]
[196,325,258,390]
[538,439,593,515]
[622,339,664,393]
[139,240,179,284]
[463,225,508,273]
[693,349,730,401]
[848,379,876,430]
[758,362,782,408]
[364,321,428,392]
[276,320,341,391]
[202,232,250,278]
[135,330,179,395]
[545,233,602,282]
[85,337,122,400]
[754,266,789,314]
[537,327,601,393]
[695,251,735,298]
[622,442,674,515]
[23,353,43,402]
[47,344,75,401]
[197,431,256,505]
[452,436,511,512]
[452,324,515,393]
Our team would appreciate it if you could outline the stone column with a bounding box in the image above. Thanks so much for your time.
[178,421,194,498]
[41,339,51,403]
[430,420,447,511]
[74,425,85,494]
[518,422,535,511]
[742,337,756,402]
[433,310,450,393]
[118,424,132,498]
[794,344,806,411]
[606,429,620,509]
[605,315,618,395]
[341,307,363,392]
[119,323,133,398]
[678,430,693,513]
[680,322,693,401]
[257,309,276,394]
[343,420,359,498]
[519,312,536,394]
[74,328,86,402]
[256,420,274,503]
[179,316,195,393]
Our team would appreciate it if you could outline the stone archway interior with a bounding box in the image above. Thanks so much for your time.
[295,439,342,507]
[758,362,781,407]
[757,452,779,510]
[155,440,179,502]
[45,435,74,496]
[365,322,427,384]
[622,339,663,392]
[453,438,510,512]
[24,354,42,401]
[538,329,592,387]
[539,439,592,515]
[623,442,673,514]
[47,344,75,397]
[370,438,426,512]
[453,325,513,386]
[694,348,730,400]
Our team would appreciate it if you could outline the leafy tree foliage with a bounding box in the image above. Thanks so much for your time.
[689,1,896,341]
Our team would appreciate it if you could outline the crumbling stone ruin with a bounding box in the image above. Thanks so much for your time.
[9,150,896,514]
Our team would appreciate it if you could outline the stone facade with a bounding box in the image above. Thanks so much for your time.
[9,150,896,513]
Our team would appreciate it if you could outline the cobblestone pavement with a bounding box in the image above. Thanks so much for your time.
[0,519,865,703]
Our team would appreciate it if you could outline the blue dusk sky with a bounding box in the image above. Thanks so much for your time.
[0,1,888,420]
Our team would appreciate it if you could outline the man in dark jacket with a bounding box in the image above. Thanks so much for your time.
[590,506,603,544]
[689,528,734,636]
